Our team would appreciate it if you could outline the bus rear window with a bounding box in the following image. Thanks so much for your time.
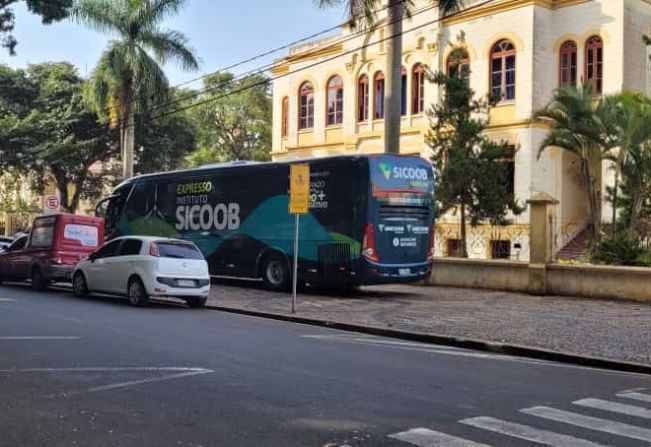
[156,241,204,260]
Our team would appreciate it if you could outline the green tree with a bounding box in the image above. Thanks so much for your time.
[1,0,72,54]
[536,84,611,241]
[0,63,117,212]
[72,0,199,180]
[316,0,462,155]
[427,44,522,258]
[186,73,271,165]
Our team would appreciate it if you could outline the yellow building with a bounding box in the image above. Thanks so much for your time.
[271,0,651,259]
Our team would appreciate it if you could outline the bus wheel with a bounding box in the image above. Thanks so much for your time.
[262,254,289,292]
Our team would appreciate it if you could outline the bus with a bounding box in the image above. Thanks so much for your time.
[96,154,435,290]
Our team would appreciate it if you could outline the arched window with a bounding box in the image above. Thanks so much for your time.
[326,75,344,126]
[559,40,577,88]
[298,81,314,130]
[447,50,470,82]
[374,71,385,120]
[490,39,516,101]
[585,36,603,94]
[281,96,289,137]
[412,63,426,114]
[358,74,369,122]
[401,67,407,116]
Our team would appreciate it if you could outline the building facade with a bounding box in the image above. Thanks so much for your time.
[271,0,651,259]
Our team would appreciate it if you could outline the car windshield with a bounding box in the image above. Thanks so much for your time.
[156,241,204,260]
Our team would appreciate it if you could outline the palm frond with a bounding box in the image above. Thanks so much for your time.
[71,0,126,36]
[139,29,199,71]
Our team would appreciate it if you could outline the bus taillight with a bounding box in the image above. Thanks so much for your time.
[362,224,379,262]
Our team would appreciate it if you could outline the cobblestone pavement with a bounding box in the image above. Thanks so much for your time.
[207,280,651,366]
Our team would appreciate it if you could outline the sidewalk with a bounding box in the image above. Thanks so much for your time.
[207,282,651,367]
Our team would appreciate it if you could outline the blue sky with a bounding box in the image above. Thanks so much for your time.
[3,0,343,87]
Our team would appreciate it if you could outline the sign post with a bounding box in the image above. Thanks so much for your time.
[289,164,310,313]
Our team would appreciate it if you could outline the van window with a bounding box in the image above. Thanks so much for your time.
[64,224,99,247]
[31,224,55,248]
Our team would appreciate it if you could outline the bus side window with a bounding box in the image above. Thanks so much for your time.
[105,185,131,237]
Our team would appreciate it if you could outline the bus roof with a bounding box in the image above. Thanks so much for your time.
[113,154,425,190]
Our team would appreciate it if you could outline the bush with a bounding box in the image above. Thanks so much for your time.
[590,233,651,267]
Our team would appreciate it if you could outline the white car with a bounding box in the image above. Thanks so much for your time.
[72,236,210,308]
[0,237,13,254]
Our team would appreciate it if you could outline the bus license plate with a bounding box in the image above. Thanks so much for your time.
[398,268,411,276]
[177,279,195,288]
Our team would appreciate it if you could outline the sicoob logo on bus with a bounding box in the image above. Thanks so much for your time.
[175,181,241,231]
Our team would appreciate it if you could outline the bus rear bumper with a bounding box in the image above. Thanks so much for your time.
[359,260,432,285]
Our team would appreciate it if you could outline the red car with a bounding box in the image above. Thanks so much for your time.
[0,214,104,290]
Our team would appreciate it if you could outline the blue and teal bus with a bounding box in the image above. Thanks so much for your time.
[96,154,435,290]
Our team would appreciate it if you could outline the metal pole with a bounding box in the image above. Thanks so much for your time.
[291,213,300,313]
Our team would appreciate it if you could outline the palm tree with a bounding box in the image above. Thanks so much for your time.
[316,0,463,155]
[72,0,199,179]
[536,84,611,241]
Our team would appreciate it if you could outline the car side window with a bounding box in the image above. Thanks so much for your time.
[119,239,143,256]
[9,236,28,251]
[95,240,121,259]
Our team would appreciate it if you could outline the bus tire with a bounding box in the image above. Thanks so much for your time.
[261,253,290,292]
[128,277,148,307]
[31,267,46,291]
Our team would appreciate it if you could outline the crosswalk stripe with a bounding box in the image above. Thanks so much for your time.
[460,416,607,446]
[574,398,651,420]
[617,392,651,404]
[388,427,490,447]
[521,406,651,443]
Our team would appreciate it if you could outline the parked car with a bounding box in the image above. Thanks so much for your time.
[72,236,210,308]
[0,214,104,289]
[0,236,14,254]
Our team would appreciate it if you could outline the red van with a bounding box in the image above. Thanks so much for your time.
[0,214,104,290]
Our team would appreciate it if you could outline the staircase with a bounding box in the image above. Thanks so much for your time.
[556,226,594,261]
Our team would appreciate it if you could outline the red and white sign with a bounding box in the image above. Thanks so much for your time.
[44,195,60,215]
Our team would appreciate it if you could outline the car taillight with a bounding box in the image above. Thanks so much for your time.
[149,242,160,257]
[427,226,436,260]
[361,224,379,262]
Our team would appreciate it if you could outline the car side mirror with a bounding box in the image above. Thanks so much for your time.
[89,252,97,262]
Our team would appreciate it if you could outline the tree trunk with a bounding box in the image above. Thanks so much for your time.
[611,173,619,237]
[383,0,403,155]
[123,92,135,179]
[629,191,644,234]
[460,201,468,258]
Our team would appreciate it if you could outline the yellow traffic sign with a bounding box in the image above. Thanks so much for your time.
[289,164,310,214]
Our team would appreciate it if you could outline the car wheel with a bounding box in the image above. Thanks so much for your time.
[31,268,46,291]
[128,278,148,307]
[186,296,207,309]
[72,272,88,297]
[262,253,290,292]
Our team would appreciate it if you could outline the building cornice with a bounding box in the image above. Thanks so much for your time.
[443,0,591,26]
[271,44,344,75]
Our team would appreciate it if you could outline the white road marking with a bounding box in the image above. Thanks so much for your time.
[617,392,651,404]
[0,366,209,373]
[521,406,651,442]
[388,427,490,447]
[0,336,79,340]
[0,298,16,302]
[574,398,651,420]
[45,369,213,398]
[460,416,607,447]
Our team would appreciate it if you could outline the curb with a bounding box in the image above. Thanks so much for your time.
[206,304,651,376]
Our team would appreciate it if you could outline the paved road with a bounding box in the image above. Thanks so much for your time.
[1,282,650,447]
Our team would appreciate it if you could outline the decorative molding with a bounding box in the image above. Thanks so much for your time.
[442,0,591,26]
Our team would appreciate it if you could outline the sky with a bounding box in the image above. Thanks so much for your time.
[2,0,344,88]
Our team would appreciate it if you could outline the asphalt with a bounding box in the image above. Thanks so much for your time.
[1,282,651,447]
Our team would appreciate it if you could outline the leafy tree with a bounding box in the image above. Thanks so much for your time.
[72,0,199,180]
[427,43,522,258]
[0,63,117,213]
[186,73,271,165]
[316,0,462,155]
[0,0,72,54]
[536,84,611,241]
